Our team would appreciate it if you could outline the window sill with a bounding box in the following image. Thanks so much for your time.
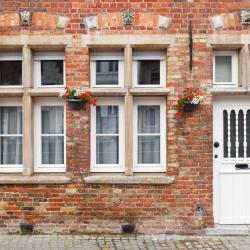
[0,174,71,184]
[210,86,249,95]
[27,88,63,97]
[130,87,170,96]
[84,175,175,185]
[89,88,127,96]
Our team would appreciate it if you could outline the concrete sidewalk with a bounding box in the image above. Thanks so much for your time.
[0,235,250,250]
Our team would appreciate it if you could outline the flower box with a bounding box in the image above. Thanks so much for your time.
[183,102,199,112]
[68,99,87,110]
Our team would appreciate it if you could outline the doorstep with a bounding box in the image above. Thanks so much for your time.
[205,224,250,236]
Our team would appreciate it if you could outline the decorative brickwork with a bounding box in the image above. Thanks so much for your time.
[0,1,248,235]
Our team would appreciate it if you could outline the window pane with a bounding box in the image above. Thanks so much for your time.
[41,60,64,86]
[0,107,22,134]
[138,136,160,164]
[238,110,244,158]
[138,106,160,134]
[42,106,64,134]
[96,60,118,85]
[0,137,22,164]
[42,136,64,164]
[96,136,118,164]
[230,110,236,158]
[0,61,22,86]
[138,60,160,85]
[223,110,228,158]
[215,56,232,82]
[96,106,118,134]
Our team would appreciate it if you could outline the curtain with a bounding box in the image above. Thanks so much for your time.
[138,106,160,164]
[0,107,22,164]
[96,106,119,164]
[42,106,64,164]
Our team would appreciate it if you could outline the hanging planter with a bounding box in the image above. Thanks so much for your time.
[183,101,199,112]
[59,87,97,110]
[68,99,87,110]
[175,86,205,117]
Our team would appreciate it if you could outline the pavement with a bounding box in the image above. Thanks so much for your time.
[0,235,250,250]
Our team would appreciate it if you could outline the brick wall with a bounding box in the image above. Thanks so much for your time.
[0,1,246,234]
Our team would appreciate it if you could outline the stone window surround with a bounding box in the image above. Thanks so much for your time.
[207,34,250,96]
[0,34,176,184]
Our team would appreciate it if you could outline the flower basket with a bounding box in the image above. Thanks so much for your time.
[59,87,97,111]
[183,102,199,112]
[68,99,87,110]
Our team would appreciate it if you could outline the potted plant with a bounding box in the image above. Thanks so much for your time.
[60,87,97,110]
[176,86,204,116]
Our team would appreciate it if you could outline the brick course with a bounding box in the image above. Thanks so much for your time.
[0,0,246,234]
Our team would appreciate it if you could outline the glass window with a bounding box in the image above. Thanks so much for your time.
[137,106,160,164]
[96,105,119,164]
[41,60,63,86]
[138,60,160,85]
[215,56,232,82]
[0,107,22,164]
[96,60,118,85]
[41,106,64,164]
[0,61,22,86]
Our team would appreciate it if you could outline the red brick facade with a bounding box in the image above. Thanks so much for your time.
[0,1,248,234]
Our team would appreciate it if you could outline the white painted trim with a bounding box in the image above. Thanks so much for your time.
[33,51,65,60]
[0,52,22,61]
[90,97,125,172]
[132,52,166,88]
[133,97,166,172]
[133,51,166,60]
[0,98,23,172]
[90,52,124,88]
[34,97,66,173]
[213,51,238,86]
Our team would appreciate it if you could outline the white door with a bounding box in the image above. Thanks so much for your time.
[214,97,250,224]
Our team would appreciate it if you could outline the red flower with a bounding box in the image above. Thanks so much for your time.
[64,86,68,90]
[178,94,183,99]
[85,90,92,96]
[176,111,182,117]
[88,100,92,105]
[187,94,193,99]
[65,93,70,98]
[93,98,97,106]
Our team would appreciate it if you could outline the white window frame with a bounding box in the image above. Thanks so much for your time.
[0,52,23,88]
[33,52,65,88]
[0,97,23,173]
[91,97,125,172]
[132,51,166,88]
[213,51,238,86]
[133,97,166,172]
[90,52,124,88]
[34,97,66,173]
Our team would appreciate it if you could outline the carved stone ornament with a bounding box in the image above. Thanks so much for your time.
[19,11,32,26]
[122,9,135,26]
[240,10,250,25]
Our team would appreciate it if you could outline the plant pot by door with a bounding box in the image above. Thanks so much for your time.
[183,102,198,112]
[68,99,86,110]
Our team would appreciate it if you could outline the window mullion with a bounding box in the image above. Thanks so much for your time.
[22,94,34,176]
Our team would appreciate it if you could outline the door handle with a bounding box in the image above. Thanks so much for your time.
[213,142,220,148]
[235,164,249,170]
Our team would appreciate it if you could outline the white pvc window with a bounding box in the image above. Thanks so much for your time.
[34,98,66,172]
[91,98,124,172]
[33,52,65,87]
[90,52,124,87]
[133,51,166,87]
[134,97,166,172]
[0,52,22,86]
[213,51,238,86]
[0,98,22,173]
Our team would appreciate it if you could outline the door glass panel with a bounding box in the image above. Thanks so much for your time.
[223,110,228,158]
[230,110,236,158]
[238,110,244,158]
